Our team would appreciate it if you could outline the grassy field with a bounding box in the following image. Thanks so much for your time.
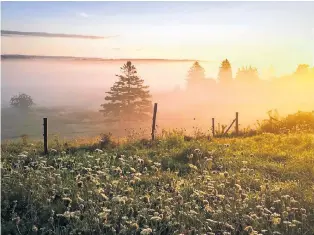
[1,132,314,235]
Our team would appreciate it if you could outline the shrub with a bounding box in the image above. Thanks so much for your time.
[10,93,34,109]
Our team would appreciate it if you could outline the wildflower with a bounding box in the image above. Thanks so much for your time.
[290,197,299,206]
[224,223,234,231]
[189,210,198,215]
[130,223,139,230]
[100,193,109,201]
[140,228,152,235]
[272,217,281,225]
[292,219,302,225]
[77,195,84,203]
[154,162,161,167]
[151,216,162,222]
[203,200,209,205]
[134,176,141,182]
[188,164,198,171]
[165,197,173,203]
[244,226,253,233]
[143,195,150,203]
[62,197,72,207]
[18,154,27,158]
[241,193,248,200]
[32,225,38,232]
[98,212,108,219]
[206,219,218,225]
[137,158,144,165]
[235,184,242,190]
[281,195,290,200]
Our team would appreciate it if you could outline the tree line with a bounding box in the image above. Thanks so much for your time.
[187,59,314,87]
[9,59,313,124]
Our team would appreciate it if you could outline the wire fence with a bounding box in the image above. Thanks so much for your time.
[1,110,240,142]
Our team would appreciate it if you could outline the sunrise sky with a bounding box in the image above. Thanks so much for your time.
[1,1,314,74]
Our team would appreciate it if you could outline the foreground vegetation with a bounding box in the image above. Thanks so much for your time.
[1,132,314,235]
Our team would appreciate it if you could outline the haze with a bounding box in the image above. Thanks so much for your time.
[1,1,314,139]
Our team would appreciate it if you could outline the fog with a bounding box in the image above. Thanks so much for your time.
[1,60,191,108]
[1,59,314,138]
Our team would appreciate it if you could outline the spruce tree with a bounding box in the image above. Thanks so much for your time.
[235,66,259,83]
[186,61,206,90]
[218,59,232,84]
[100,61,152,123]
[187,61,206,81]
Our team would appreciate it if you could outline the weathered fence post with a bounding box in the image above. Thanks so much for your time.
[43,118,48,155]
[235,112,239,136]
[151,103,158,141]
[212,118,215,137]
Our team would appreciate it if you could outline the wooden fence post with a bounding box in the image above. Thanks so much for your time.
[235,112,239,136]
[151,103,158,141]
[224,118,236,136]
[43,118,48,155]
[212,118,215,137]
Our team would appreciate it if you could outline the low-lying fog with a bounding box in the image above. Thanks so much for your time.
[1,59,314,140]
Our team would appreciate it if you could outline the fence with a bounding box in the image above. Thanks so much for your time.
[2,102,240,154]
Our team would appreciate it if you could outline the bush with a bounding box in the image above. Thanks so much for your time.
[99,132,117,149]
[10,93,34,109]
[257,110,314,133]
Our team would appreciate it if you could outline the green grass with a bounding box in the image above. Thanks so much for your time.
[0,107,127,141]
[1,132,314,235]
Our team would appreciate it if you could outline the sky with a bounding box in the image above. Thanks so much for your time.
[1,1,314,74]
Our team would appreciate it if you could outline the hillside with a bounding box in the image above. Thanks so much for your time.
[1,132,314,234]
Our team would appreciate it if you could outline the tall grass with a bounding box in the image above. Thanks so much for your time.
[1,131,314,235]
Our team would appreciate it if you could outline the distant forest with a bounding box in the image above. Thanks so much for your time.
[1,54,203,63]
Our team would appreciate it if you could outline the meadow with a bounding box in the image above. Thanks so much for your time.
[1,130,314,235]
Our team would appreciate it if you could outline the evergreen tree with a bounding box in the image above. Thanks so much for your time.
[100,61,152,122]
[218,59,232,84]
[187,61,206,81]
[186,61,206,90]
[295,64,309,76]
[235,66,259,83]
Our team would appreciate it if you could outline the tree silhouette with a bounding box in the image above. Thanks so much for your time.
[295,64,309,76]
[218,59,232,84]
[10,93,34,109]
[100,61,152,123]
[186,61,206,90]
[235,66,259,83]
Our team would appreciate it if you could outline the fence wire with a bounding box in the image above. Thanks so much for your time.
[2,112,239,142]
